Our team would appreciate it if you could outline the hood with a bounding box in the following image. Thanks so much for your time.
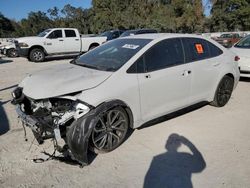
[20,63,112,99]
[17,36,43,43]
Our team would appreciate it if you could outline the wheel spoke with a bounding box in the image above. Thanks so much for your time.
[93,132,106,143]
[112,126,126,132]
[107,133,113,149]
[112,119,125,128]
[94,127,106,133]
[110,111,120,125]
[98,134,107,149]
[110,132,120,142]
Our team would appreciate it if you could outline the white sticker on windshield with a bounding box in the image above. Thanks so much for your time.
[122,44,140,50]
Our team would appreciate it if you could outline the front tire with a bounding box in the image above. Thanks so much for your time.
[29,48,45,62]
[211,75,234,107]
[7,48,18,57]
[90,107,129,154]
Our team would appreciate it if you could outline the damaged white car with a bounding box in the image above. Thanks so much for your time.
[12,34,240,166]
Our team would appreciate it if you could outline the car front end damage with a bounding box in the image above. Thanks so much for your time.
[12,87,97,166]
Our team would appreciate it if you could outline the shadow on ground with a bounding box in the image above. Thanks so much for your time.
[138,102,208,130]
[240,77,250,82]
[44,55,77,62]
[0,58,13,64]
[0,99,10,136]
[0,84,18,92]
[144,134,206,188]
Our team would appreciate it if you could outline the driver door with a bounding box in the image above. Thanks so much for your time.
[45,29,66,54]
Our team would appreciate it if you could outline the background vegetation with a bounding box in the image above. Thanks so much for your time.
[0,0,249,37]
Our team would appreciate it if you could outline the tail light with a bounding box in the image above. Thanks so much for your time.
[234,56,240,62]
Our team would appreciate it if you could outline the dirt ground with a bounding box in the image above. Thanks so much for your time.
[0,56,250,188]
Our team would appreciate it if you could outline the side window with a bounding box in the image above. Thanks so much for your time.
[182,38,210,62]
[48,30,62,39]
[65,30,76,37]
[235,36,250,48]
[127,56,145,74]
[112,31,120,39]
[207,41,223,57]
[144,38,184,72]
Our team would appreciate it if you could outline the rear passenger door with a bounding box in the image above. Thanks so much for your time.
[63,29,81,53]
[137,38,192,122]
[182,38,222,103]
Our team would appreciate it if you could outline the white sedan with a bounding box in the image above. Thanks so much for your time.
[231,35,250,78]
[12,34,240,166]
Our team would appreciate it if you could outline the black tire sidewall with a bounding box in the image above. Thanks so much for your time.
[214,76,234,107]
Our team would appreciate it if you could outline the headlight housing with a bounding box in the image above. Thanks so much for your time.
[19,42,29,48]
[74,102,90,119]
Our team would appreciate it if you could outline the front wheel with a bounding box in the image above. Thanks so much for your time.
[7,48,18,57]
[29,48,45,62]
[210,75,234,107]
[90,107,129,154]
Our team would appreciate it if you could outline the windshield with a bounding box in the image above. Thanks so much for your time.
[75,38,152,72]
[235,35,250,48]
[120,31,136,37]
[37,29,51,37]
[100,31,111,37]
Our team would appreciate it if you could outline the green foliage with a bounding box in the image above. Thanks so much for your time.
[0,0,249,38]
[208,0,250,31]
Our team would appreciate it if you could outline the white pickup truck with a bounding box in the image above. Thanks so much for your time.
[15,28,107,62]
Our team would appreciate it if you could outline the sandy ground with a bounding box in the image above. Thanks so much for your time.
[0,56,250,188]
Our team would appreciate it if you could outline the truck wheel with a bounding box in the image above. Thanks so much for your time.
[29,48,45,62]
[89,44,99,51]
[90,107,129,154]
[7,48,18,58]
[210,75,234,107]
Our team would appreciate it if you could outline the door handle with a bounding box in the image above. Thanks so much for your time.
[145,74,151,79]
[75,39,79,41]
[182,70,192,76]
[59,39,64,41]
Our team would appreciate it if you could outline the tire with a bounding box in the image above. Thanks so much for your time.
[90,106,129,154]
[7,48,18,58]
[29,48,45,62]
[210,75,234,107]
[89,44,99,51]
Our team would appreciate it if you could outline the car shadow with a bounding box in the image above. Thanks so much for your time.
[0,58,13,64]
[240,77,250,82]
[144,134,206,188]
[44,55,77,62]
[0,99,10,136]
[138,102,208,130]
[0,84,18,92]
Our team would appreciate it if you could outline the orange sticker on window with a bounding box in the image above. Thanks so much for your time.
[195,44,204,54]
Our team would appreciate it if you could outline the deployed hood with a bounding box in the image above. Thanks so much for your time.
[20,63,112,99]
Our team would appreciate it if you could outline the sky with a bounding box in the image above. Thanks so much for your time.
[0,0,92,21]
[0,0,211,21]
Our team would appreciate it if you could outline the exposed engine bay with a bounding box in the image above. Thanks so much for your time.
[12,87,93,166]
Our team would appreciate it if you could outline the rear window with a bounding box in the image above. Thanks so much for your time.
[207,41,223,57]
[182,38,210,62]
[65,30,76,37]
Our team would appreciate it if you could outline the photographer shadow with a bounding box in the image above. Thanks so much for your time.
[144,134,206,188]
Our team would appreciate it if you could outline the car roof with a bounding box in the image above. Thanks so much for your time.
[123,33,211,41]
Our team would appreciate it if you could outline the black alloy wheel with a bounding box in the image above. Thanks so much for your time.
[91,107,129,153]
[211,75,234,107]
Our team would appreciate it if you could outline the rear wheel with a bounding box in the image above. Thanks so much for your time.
[90,107,129,154]
[29,48,45,62]
[211,75,234,107]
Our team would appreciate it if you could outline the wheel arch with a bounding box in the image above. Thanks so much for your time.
[88,43,100,50]
[94,99,134,129]
[28,45,47,56]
